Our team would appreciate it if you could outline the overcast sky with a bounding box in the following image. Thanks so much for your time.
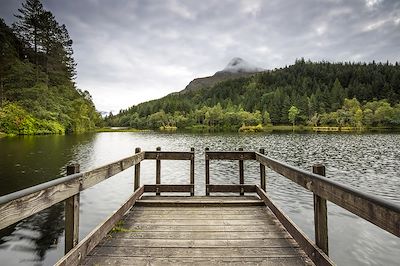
[1,0,399,113]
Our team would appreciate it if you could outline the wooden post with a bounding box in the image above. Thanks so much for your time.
[313,164,328,255]
[156,147,161,196]
[190,147,195,196]
[259,148,266,191]
[134,147,141,191]
[65,164,80,254]
[205,147,210,196]
[239,147,244,196]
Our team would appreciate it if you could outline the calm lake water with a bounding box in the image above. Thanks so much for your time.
[0,132,399,265]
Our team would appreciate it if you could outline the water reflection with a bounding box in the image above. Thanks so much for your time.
[0,132,399,265]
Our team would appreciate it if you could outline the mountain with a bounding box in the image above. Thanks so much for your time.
[181,57,265,93]
[106,59,400,130]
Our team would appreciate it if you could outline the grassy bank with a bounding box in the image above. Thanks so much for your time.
[96,127,151,133]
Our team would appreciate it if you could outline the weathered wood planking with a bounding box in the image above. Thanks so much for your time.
[55,186,144,266]
[82,197,312,266]
[256,186,334,266]
[206,151,256,160]
[64,164,80,254]
[143,184,194,193]
[206,184,256,193]
[255,152,400,238]
[83,256,312,266]
[144,151,194,160]
[0,152,144,230]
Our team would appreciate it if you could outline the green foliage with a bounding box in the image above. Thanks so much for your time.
[0,1,100,135]
[288,106,300,126]
[107,59,400,131]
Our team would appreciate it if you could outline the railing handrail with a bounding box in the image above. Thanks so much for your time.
[255,152,400,214]
[204,149,400,238]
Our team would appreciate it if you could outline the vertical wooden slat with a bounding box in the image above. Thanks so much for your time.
[190,147,195,196]
[239,147,244,196]
[65,164,80,254]
[205,147,210,196]
[156,147,161,196]
[259,148,266,191]
[313,164,329,255]
[134,147,141,191]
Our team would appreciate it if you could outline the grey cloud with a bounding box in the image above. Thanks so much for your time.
[0,0,399,112]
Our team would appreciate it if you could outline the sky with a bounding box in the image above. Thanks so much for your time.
[0,0,399,113]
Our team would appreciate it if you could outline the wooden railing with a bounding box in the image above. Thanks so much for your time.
[204,148,400,265]
[1,148,399,266]
[0,148,194,255]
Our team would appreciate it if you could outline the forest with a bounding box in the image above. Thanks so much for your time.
[107,59,400,131]
[0,0,101,135]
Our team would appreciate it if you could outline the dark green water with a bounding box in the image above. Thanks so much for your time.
[0,132,399,265]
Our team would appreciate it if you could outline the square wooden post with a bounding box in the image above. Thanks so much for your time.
[313,164,329,255]
[205,147,210,196]
[134,147,141,191]
[190,147,195,196]
[259,148,266,191]
[156,147,161,196]
[65,164,80,254]
[239,148,244,196]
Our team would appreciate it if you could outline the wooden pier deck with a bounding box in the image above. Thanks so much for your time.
[82,196,313,266]
[1,148,399,266]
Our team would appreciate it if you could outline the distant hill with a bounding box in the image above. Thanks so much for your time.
[181,57,265,93]
[107,59,400,130]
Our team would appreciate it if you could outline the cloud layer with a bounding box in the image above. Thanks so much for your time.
[1,0,399,112]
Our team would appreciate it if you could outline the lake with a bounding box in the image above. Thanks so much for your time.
[0,132,399,265]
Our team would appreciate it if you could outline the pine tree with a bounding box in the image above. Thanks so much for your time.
[13,0,45,81]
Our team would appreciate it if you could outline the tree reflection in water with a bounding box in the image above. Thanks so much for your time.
[0,203,64,263]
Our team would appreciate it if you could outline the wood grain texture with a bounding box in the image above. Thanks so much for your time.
[81,196,312,266]
[206,184,256,193]
[55,186,144,266]
[256,185,334,266]
[144,151,193,160]
[0,152,144,230]
[256,152,400,238]
[206,151,256,160]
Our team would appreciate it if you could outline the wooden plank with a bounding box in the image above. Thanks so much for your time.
[144,151,193,160]
[259,148,266,191]
[205,147,210,196]
[156,147,161,196]
[117,224,284,232]
[239,148,244,196]
[0,152,144,230]
[139,196,261,201]
[143,185,194,193]
[256,185,334,266]
[313,164,329,255]
[207,184,256,193]
[134,148,141,190]
[83,256,312,266]
[55,186,145,266]
[101,238,299,248]
[121,219,276,226]
[206,151,256,160]
[135,200,264,207]
[112,231,290,239]
[256,152,400,237]
[85,246,305,257]
[190,147,195,196]
[64,162,80,254]
[124,214,273,220]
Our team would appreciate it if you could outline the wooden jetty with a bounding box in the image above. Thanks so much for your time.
[0,148,399,265]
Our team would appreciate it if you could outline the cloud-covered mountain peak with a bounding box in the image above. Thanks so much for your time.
[220,57,264,73]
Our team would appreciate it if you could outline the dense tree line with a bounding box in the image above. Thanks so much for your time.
[107,58,400,130]
[0,0,101,135]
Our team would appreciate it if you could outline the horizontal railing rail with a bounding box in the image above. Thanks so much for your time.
[0,152,145,230]
[0,148,195,256]
[255,152,400,238]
